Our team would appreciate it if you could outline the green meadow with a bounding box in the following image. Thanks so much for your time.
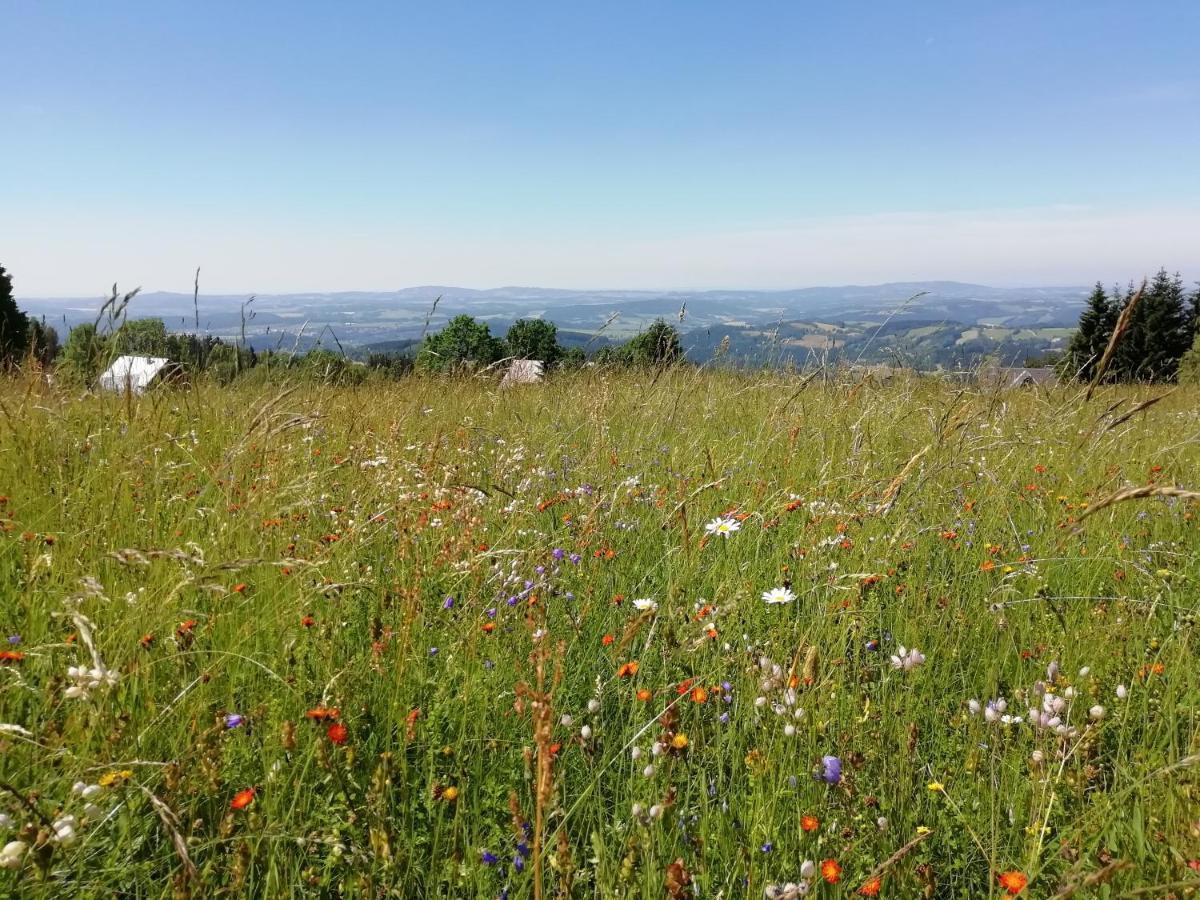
[0,371,1196,897]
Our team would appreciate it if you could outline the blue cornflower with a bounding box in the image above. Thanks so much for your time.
[819,755,842,784]
[442,596,455,610]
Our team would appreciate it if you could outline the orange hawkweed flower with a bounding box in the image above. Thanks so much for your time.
[801,814,820,832]
[230,583,247,594]
[481,622,495,633]
[859,876,882,896]
[617,661,639,678]
[675,678,694,695]
[601,633,615,646]
[305,706,340,721]
[230,788,256,810]
[327,723,349,745]
[998,871,1028,894]
[0,650,24,664]
[979,560,996,572]
[300,615,315,628]
[636,689,652,702]
[690,686,708,704]
[821,859,842,884]
[139,633,155,649]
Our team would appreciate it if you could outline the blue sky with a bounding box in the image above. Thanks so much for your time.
[3,1,1199,295]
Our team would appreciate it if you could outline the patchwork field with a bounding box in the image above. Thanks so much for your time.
[0,371,1197,897]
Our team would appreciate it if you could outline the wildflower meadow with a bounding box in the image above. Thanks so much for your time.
[0,369,1197,897]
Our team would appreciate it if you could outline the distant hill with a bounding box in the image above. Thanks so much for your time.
[19,280,1087,368]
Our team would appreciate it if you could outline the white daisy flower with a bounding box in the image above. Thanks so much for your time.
[704,516,741,538]
[761,586,796,605]
[632,598,658,612]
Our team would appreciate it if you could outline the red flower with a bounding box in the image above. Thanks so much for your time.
[998,871,1028,895]
[859,876,882,896]
[301,615,315,628]
[230,788,256,810]
[601,633,615,646]
[801,814,820,832]
[0,650,24,664]
[821,859,842,884]
[327,723,349,745]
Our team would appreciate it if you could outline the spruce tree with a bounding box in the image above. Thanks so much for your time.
[1137,269,1191,381]
[1063,282,1114,380]
[1110,281,1145,382]
[0,264,30,366]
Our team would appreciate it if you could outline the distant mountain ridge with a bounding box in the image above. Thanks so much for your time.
[18,280,1088,367]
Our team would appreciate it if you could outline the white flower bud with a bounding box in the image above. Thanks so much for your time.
[580,725,592,739]
[1088,705,1105,721]
[587,698,600,714]
[1116,684,1128,700]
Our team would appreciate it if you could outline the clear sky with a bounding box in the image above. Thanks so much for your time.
[3,1,1199,296]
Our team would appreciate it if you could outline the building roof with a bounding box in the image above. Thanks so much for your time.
[98,356,173,394]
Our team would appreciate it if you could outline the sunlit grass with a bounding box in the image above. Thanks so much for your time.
[0,369,1196,896]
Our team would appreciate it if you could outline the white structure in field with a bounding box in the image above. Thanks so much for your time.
[500,359,545,388]
[98,356,174,394]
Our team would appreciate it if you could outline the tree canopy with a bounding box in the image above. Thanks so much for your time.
[417,315,506,372]
[0,264,30,366]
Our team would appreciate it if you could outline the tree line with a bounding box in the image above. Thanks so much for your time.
[415,314,684,372]
[1,263,689,383]
[1062,268,1200,383]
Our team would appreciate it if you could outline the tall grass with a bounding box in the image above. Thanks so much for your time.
[0,369,1196,896]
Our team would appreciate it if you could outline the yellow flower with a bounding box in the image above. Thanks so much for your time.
[916,826,932,836]
[927,781,945,793]
[442,785,459,801]
[671,733,689,750]
[98,769,134,787]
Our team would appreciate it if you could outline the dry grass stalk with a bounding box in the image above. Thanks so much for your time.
[1097,388,1174,436]
[873,444,931,515]
[1086,280,1145,400]
[1073,484,1200,531]
[859,828,933,885]
[1049,859,1133,899]
[140,787,198,882]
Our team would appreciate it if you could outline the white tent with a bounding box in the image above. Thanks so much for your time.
[500,359,545,388]
[98,356,173,394]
